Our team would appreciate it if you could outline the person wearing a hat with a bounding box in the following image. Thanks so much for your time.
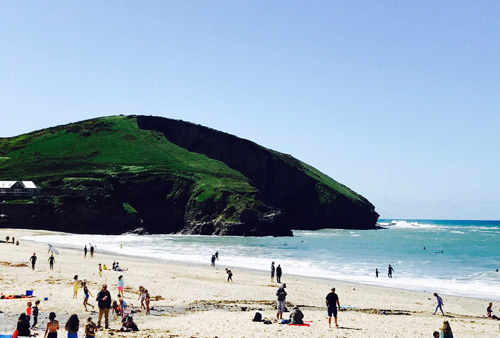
[276,283,287,320]
[290,305,304,324]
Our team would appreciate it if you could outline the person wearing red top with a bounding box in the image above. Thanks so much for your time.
[26,301,32,325]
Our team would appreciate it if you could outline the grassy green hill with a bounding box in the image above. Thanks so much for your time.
[0,115,378,236]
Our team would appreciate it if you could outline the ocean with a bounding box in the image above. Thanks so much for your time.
[23,219,500,300]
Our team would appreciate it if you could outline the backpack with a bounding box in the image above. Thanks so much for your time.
[252,312,262,322]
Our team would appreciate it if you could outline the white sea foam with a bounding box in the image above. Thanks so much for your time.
[22,220,500,301]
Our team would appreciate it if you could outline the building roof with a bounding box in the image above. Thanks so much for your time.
[0,181,40,189]
[21,181,38,189]
[0,181,18,188]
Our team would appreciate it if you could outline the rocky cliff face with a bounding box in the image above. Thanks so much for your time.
[0,115,378,236]
[136,116,379,231]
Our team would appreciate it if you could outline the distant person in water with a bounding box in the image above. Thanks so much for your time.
[271,262,275,282]
[215,251,219,260]
[375,268,379,278]
[388,264,394,278]
[225,268,233,282]
[30,253,37,270]
[84,245,88,258]
[48,254,55,270]
[433,293,444,315]
[211,255,216,267]
[276,264,282,283]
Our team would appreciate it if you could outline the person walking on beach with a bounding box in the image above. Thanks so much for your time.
[440,320,453,338]
[271,262,275,282]
[388,264,394,278]
[433,293,445,315]
[117,275,125,297]
[30,253,37,270]
[375,268,379,278]
[211,254,216,266]
[44,312,59,338]
[225,268,233,282]
[32,300,40,329]
[73,275,80,299]
[276,283,287,320]
[48,254,55,270]
[84,245,88,258]
[96,284,112,329]
[326,287,341,328]
[65,314,79,338]
[83,281,95,311]
[276,264,282,283]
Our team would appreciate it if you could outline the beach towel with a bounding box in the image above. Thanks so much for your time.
[288,323,311,327]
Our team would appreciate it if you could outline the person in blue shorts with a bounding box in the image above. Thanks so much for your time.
[326,287,341,328]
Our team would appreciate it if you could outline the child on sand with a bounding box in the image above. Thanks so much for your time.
[85,317,97,338]
[145,289,151,315]
[44,312,59,338]
[433,293,444,315]
[65,314,79,338]
[98,264,102,277]
[73,275,80,298]
[31,300,40,329]
[138,286,146,310]
[83,281,95,311]
[117,275,125,297]
[26,301,32,325]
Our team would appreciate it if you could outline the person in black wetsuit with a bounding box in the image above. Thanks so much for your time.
[225,268,233,282]
[90,245,95,257]
[388,264,394,278]
[84,245,88,258]
[31,300,40,329]
[276,264,282,283]
[48,254,55,270]
[30,253,37,270]
[375,268,379,278]
[271,262,275,282]
[211,255,216,267]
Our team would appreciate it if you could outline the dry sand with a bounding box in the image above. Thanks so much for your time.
[0,228,499,337]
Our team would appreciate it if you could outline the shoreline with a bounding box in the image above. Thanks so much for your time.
[1,228,499,337]
[19,228,500,302]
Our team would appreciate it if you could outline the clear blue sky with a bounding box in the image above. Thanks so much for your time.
[1,1,499,220]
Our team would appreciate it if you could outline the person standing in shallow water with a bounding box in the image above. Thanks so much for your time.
[271,262,275,282]
[388,264,394,278]
[84,245,88,258]
[375,268,379,278]
[211,255,216,266]
[276,264,282,283]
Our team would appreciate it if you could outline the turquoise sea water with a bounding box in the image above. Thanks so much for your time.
[24,219,500,300]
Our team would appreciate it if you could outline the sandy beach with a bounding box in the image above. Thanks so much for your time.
[0,228,498,337]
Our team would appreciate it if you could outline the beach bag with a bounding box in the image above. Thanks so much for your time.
[252,312,262,322]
